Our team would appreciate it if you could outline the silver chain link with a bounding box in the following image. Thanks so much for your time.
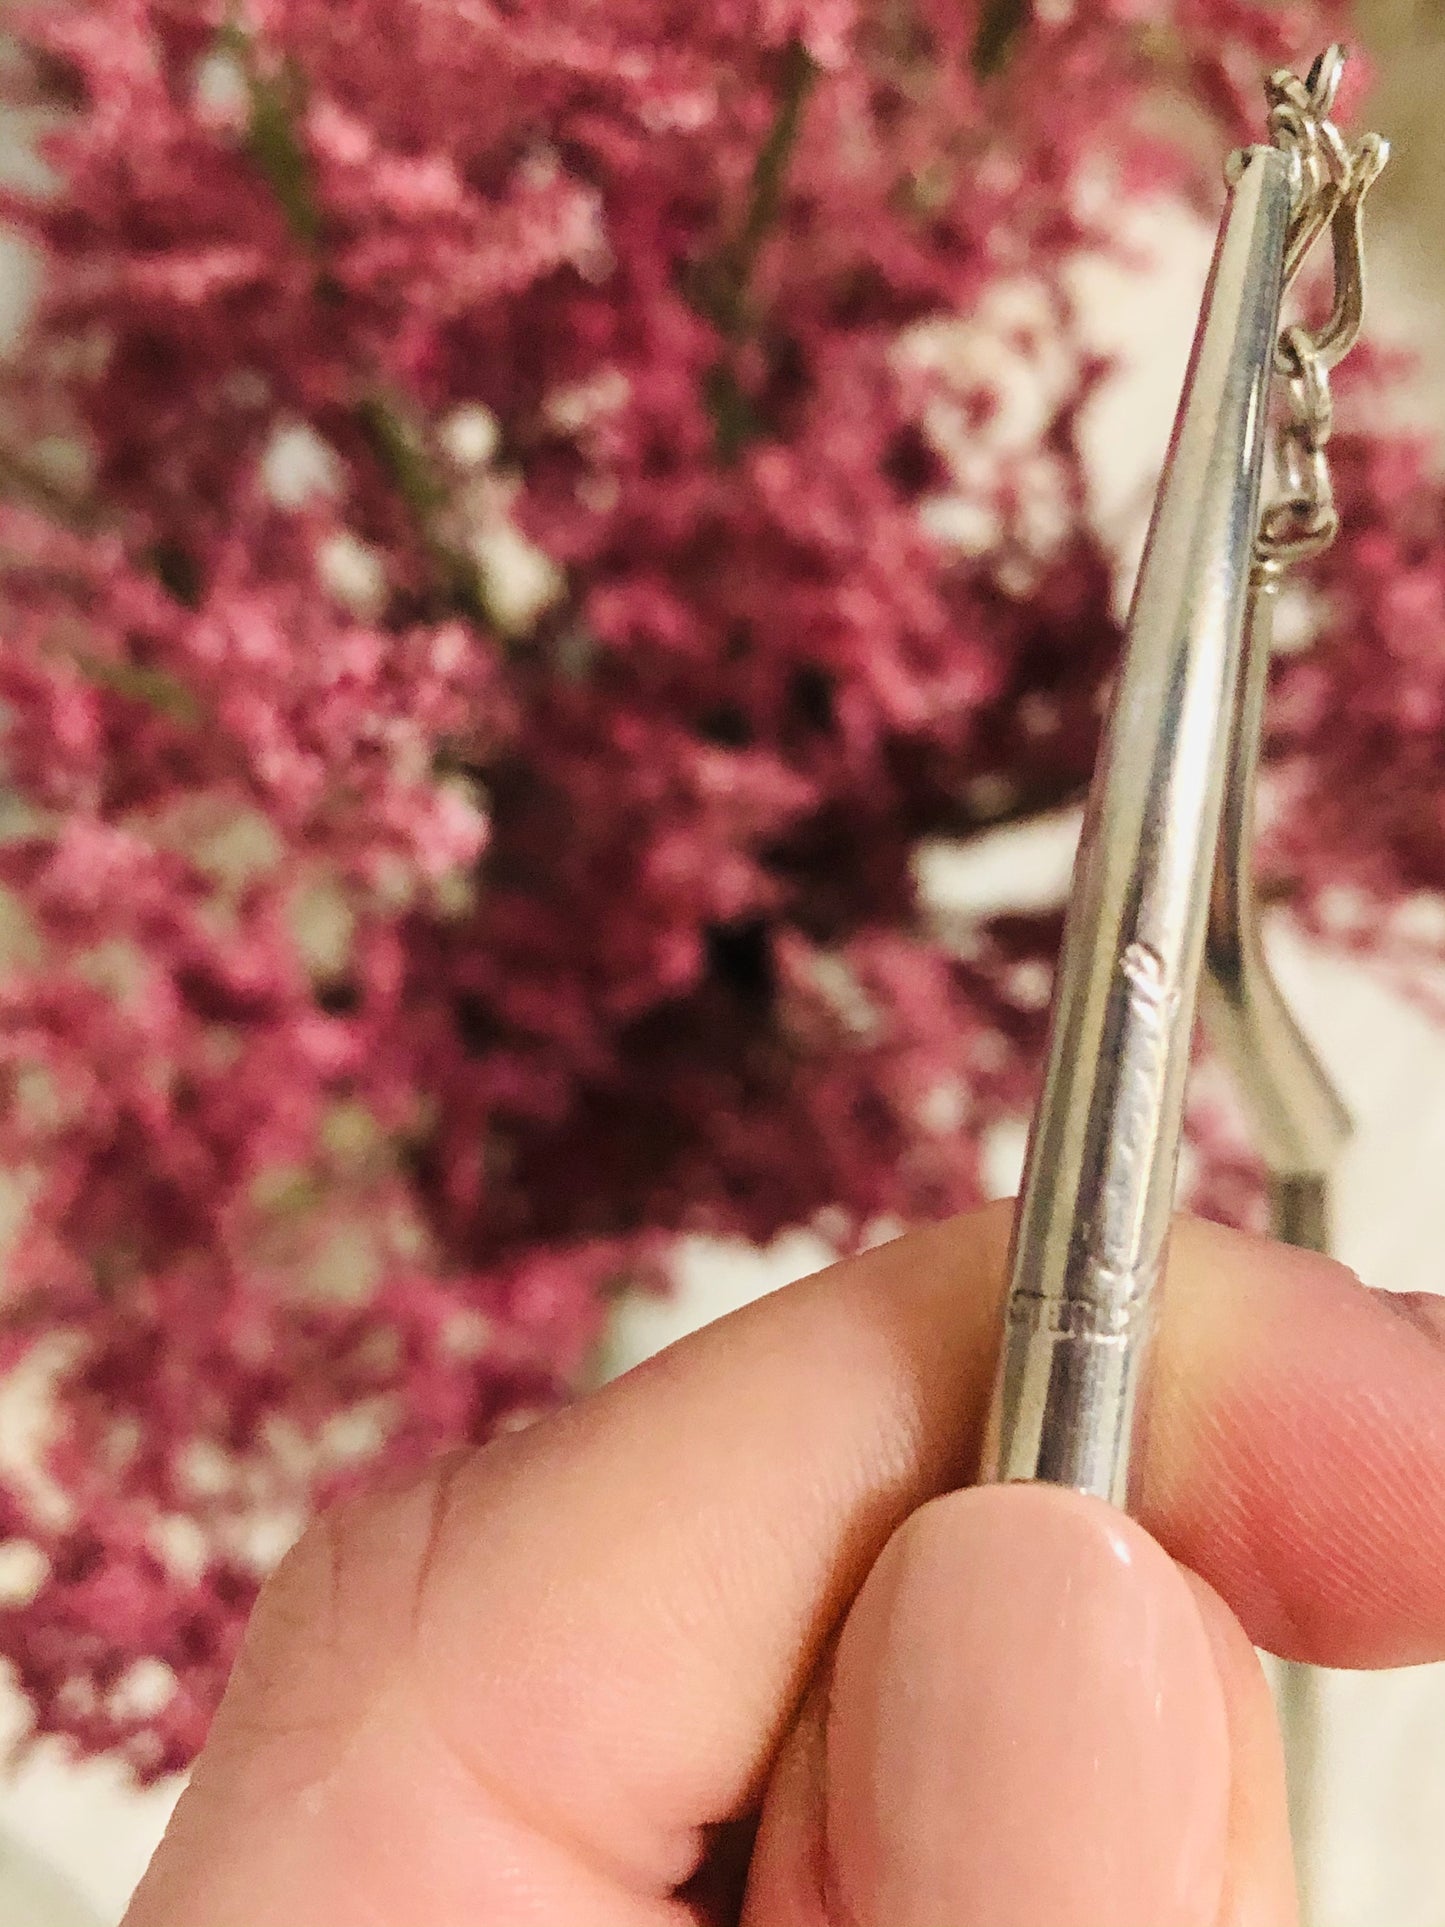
[1251,47,1388,573]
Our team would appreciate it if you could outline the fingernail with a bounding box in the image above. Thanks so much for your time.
[824,1483,1230,1927]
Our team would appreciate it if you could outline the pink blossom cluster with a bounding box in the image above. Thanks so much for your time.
[0,0,1417,1773]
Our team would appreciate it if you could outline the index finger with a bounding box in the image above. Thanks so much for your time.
[126,1209,1445,1926]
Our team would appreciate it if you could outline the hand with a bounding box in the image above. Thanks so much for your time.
[122,1207,1445,1926]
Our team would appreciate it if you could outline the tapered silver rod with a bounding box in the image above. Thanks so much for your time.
[982,145,1294,1505]
[1203,568,1352,1238]
[1203,570,1352,1927]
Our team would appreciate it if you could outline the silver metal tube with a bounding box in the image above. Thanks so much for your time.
[1203,569,1352,1220]
[1202,570,1352,1927]
[981,146,1294,1505]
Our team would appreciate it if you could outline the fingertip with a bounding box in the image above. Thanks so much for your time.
[1179,1570,1298,1927]
[1145,1221,1445,1665]
[818,1485,1230,1927]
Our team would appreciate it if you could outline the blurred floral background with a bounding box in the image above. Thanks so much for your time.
[1,0,1444,1920]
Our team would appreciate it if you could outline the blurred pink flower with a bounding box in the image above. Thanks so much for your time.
[6,0,1435,1778]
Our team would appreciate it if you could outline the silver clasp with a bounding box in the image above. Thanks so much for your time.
[1257,45,1388,569]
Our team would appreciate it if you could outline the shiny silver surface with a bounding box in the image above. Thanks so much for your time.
[980,148,1293,1505]
[1205,567,1352,1925]
[975,53,1387,1918]
[1202,571,1352,1244]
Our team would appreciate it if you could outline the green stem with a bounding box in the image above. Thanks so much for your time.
[354,394,490,620]
[972,0,1029,79]
[222,22,321,249]
[222,24,488,622]
[711,39,817,341]
[0,445,96,531]
[699,40,817,460]
[72,652,203,726]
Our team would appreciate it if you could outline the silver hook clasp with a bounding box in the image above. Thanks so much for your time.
[1266,43,1389,362]
[1267,45,1349,285]
[1309,128,1389,369]
[1257,48,1388,568]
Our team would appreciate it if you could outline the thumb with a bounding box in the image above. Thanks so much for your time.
[744,1483,1294,1927]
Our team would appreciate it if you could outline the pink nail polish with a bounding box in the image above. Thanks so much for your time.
[825,1483,1231,1927]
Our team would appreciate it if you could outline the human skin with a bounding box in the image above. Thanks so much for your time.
[123,1205,1445,1925]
